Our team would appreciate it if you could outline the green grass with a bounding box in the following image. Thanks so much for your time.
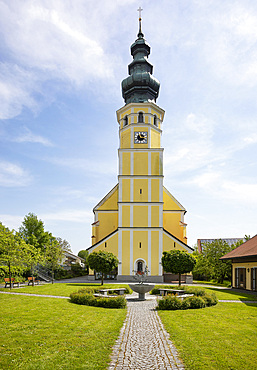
[193,280,231,287]
[0,294,126,369]
[0,283,132,297]
[159,302,257,369]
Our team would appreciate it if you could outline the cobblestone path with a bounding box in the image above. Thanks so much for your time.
[109,296,184,370]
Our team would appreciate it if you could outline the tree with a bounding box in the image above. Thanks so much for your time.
[192,249,213,281]
[56,237,72,252]
[0,223,31,288]
[196,239,244,283]
[45,233,64,284]
[25,244,42,286]
[78,250,89,261]
[161,250,196,286]
[78,249,89,273]
[19,213,48,251]
[87,250,119,285]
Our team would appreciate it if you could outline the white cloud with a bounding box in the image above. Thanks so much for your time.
[48,157,117,176]
[198,4,257,86]
[243,133,257,145]
[0,161,32,187]
[164,113,217,173]
[0,214,23,231]
[42,209,92,223]
[191,170,257,204]
[185,113,214,136]
[0,63,39,119]
[13,127,53,146]
[0,0,131,119]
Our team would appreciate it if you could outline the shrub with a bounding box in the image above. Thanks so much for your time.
[77,287,97,295]
[157,295,182,310]
[184,296,206,309]
[150,287,161,295]
[181,299,190,310]
[156,288,218,310]
[202,292,218,307]
[71,263,84,275]
[70,292,127,309]
[184,287,206,296]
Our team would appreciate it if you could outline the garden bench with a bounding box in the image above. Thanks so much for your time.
[158,288,185,296]
[4,278,20,288]
[97,288,126,296]
[28,277,40,285]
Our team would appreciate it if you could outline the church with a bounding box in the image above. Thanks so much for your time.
[87,15,193,282]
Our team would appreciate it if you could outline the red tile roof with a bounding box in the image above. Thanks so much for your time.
[220,234,257,259]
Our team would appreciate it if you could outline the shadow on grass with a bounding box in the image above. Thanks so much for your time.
[207,287,257,301]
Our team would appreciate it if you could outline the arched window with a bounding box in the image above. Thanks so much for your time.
[138,112,144,123]
[153,115,157,127]
[124,115,128,126]
[137,261,143,272]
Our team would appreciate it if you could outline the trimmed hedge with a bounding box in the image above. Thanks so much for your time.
[202,292,218,306]
[70,292,127,309]
[184,287,206,297]
[157,295,183,310]
[185,296,206,309]
[156,288,218,310]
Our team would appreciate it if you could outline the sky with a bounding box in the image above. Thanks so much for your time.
[0,0,257,255]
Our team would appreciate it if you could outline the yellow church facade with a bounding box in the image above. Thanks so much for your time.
[87,17,193,282]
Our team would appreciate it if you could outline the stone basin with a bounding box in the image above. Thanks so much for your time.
[129,283,155,300]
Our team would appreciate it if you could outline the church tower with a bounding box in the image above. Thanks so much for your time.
[88,13,193,282]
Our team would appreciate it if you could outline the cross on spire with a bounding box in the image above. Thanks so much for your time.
[137,6,143,37]
[137,6,143,20]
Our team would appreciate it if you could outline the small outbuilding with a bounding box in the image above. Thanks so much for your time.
[220,235,257,291]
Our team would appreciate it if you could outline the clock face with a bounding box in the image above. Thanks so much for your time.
[134,131,148,144]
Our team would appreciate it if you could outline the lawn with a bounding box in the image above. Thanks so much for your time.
[193,280,231,287]
[0,294,126,369]
[0,283,132,297]
[159,302,257,369]
[205,287,257,301]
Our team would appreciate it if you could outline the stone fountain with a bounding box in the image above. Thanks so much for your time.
[129,267,155,300]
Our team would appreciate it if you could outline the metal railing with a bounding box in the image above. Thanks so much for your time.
[35,264,52,282]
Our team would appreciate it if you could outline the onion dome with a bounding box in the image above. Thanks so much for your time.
[121,14,160,104]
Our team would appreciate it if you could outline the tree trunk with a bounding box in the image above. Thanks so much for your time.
[101,272,104,286]
[31,264,34,287]
[52,269,54,284]
[179,273,181,286]
[8,263,12,290]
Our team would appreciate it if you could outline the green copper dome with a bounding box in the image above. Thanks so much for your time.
[121,24,160,104]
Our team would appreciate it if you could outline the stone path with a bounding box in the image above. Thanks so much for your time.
[109,295,184,370]
[0,291,69,299]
